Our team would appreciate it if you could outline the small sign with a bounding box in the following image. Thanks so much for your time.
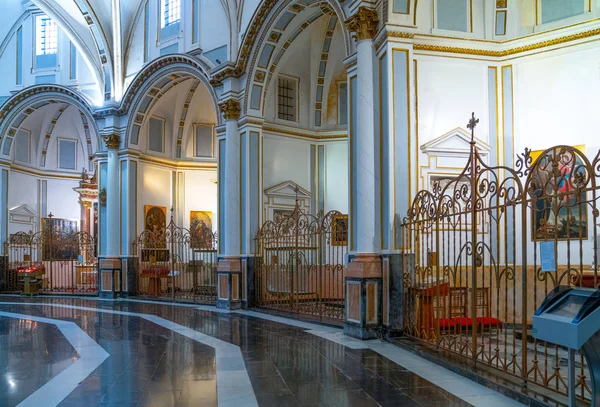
[540,241,556,272]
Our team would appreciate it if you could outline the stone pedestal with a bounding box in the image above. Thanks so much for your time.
[344,253,383,340]
[0,255,6,292]
[98,257,122,299]
[383,253,414,338]
[242,256,256,309]
[217,257,242,310]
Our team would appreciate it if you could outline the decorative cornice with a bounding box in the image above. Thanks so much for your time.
[219,99,241,121]
[102,134,121,150]
[413,26,600,57]
[345,7,379,42]
[262,124,347,140]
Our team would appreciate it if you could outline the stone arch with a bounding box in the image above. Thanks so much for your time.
[211,0,352,113]
[0,85,101,158]
[121,54,220,148]
[242,0,352,115]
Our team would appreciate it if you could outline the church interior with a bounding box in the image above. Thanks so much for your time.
[1,1,600,406]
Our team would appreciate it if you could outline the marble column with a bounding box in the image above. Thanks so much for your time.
[0,165,9,291]
[216,99,242,310]
[100,134,122,297]
[104,135,120,257]
[344,6,383,340]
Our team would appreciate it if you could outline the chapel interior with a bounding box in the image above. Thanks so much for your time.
[0,1,600,407]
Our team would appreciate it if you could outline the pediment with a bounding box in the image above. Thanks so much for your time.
[421,127,491,156]
[9,204,38,224]
[264,180,311,199]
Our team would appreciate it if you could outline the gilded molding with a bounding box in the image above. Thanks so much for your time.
[414,27,600,57]
[102,134,121,150]
[262,124,347,140]
[345,7,379,42]
[219,99,241,121]
[388,31,415,39]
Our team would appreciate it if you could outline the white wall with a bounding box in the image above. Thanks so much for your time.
[183,170,218,232]
[417,57,489,146]
[325,141,348,213]
[262,136,311,192]
[514,45,600,153]
[136,161,218,236]
[7,171,80,235]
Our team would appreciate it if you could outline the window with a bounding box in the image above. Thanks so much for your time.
[58,139,77,170]
[15,130,30,164]
[69,42,77,79]
[35,16,58,69]
[149,117,165,153]
[437,0,469,32]
[36,16,58,55]
[338,82,348,125]
[159,0,181,41]
[161,0,181,28]
[540,0,586,24]
[277,76,298,122]
[194,124,214,157]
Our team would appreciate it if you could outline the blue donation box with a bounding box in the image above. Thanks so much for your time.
[533,286,600,407]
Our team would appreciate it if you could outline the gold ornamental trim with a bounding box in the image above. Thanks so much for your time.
[345,7,379,42]
[102,134,121,150]
[219,99,241,121]
[414,26,600,57]
[262,124,347,141]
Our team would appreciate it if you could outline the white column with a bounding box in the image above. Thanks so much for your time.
[221,100,241,257]
[103,135,120,257]
[346,6,379,254]
[355,38,377,254]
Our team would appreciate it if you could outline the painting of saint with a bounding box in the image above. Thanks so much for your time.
[190,211,213,249]
[144,206,167,235]
[530,147,588,240]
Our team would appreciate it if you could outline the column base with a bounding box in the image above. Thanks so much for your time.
[98,257,122,299]
[217,257,242,310]
[0,255,6,292]
[344,253,383,340]
[241,256,256,309]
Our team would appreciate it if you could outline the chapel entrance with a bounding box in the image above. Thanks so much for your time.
[3,219,98,295]
[399,121,599,403]
[254,201,348,324]
[133,215,218,304]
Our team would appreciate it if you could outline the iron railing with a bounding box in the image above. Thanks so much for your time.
[400,113,598,402]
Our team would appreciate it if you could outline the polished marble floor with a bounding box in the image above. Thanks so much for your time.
[0,295,524,407]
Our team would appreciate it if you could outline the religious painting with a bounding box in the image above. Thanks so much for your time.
[42,218,78,260]
[332,214,348,246]
[190,211,214,249]
[272,208,294,224]
[530,146,588,241]
[144,205,167,235]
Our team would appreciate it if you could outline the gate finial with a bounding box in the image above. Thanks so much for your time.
[467,112,479,144]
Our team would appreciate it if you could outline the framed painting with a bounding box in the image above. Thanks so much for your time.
[332,214,348,246]
[530,146,588,241]
[272,208,294,223]
[144,205,167,234]
[190,211,213,249]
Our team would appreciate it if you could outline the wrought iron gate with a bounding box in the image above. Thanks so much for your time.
[133,217,218,304]
[254,204,347,324]
[3,228,97,294]
[400,113,598,403]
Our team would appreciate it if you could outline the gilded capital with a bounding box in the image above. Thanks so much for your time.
[345,7,379,42]
[219,99,241,121]
[102,134,121,150]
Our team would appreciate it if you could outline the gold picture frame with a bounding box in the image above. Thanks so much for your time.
[332,214,348,246]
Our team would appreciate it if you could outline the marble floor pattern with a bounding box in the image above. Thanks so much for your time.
[0,295,525,407]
